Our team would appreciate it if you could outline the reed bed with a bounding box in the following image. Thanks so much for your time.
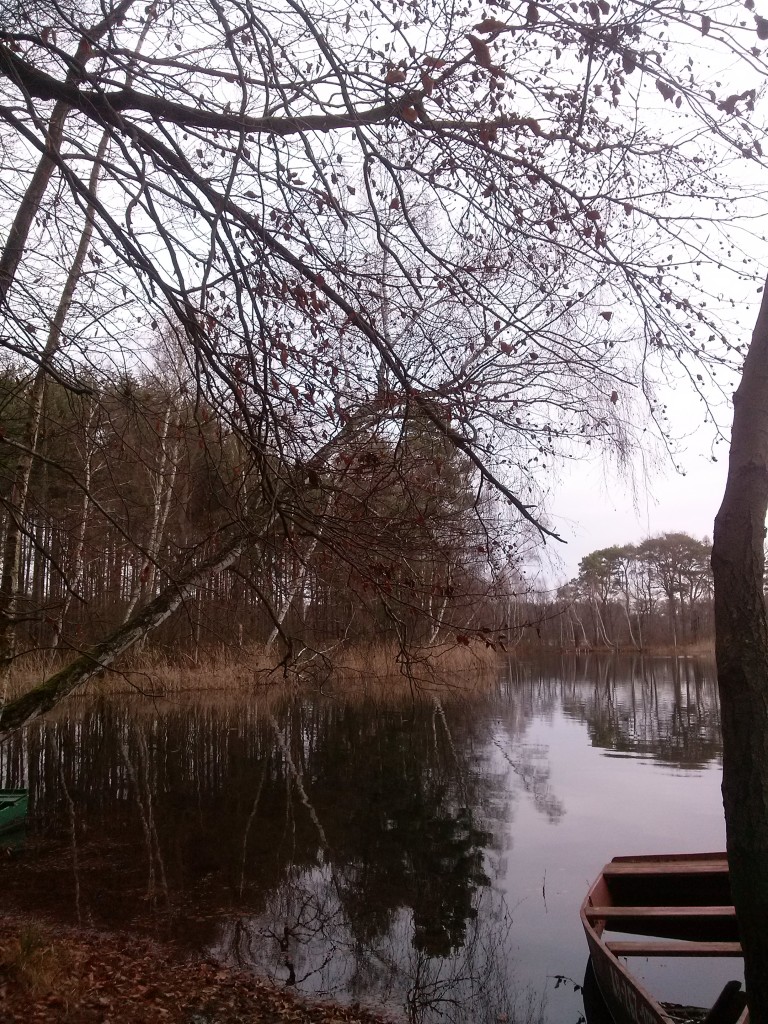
[4,639,503,704]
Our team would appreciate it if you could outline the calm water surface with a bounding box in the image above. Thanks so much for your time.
[0,656,732,1024]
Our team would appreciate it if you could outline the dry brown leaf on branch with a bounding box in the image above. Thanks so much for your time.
[474,17,510,33]
[467,34,493,69]
[384,67,407,85]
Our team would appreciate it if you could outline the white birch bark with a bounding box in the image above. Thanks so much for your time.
[48,400,98,663]
[0,132,110,696]
[0,529,250,736]
[122,399,181,624]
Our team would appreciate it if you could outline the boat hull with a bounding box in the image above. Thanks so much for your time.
[0,789,28,835]
[581,853,747,1024]
[585,926,671,1024]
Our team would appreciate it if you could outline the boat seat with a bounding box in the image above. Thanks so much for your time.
[604,859,729,878]
[585,905,739,941]
[606,940,742,957]
[585,906,737,923]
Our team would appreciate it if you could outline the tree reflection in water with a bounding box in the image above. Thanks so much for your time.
[556,656,722,767]
[0,657,724,1024]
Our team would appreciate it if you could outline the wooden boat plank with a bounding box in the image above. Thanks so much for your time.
[605,860,729,878]
[586,903,739,948]
[585,906,736,921]
[606,940,742,957]
[610,853,727,864]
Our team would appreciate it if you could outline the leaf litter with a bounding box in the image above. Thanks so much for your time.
[0,913,396,1024]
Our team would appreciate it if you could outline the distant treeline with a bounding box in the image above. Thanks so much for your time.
[521,534,714,650]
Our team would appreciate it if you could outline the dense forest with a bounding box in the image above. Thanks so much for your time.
[0,361,527,665]
[0,360,712,661]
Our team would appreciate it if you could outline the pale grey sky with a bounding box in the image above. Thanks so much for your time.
[533,280,760,587]
[541,450,727,584]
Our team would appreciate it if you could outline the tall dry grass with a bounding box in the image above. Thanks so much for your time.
[0,924,75,998]
[4,639,503,703]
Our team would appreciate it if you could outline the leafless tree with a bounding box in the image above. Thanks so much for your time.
[1,6,768,1008]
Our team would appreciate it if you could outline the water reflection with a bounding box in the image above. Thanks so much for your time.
[0,656,725,1024]
[506,655,721,768]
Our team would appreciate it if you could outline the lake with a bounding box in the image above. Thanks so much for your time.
[0,655,734,1024]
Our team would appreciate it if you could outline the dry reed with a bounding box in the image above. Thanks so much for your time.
[0,924,76,997]
[4,639,503,703]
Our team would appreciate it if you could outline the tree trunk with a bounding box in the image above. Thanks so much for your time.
[122,399,180,624]
[0,131,110,692]
[264,533,320,651]
[426,568,451,646]
[0,0,154,677]
[49,400,98,663]
[667,595,678,649]
[570,603,590,649]
[592,597,613,648]
[711,279,768,1023]
[623,596,639,649]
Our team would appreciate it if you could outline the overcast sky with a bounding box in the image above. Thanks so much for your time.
[537,448,727,585]
[529,272,762,587]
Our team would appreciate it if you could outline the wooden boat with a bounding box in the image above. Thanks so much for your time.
[581,853,748,1024]
[0,789,28,835]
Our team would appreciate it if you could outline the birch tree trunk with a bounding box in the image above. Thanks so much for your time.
[570,604,590,648]
[0,10,159,691]
[0,530,248,736]
[0,0,135,302]
[591,597,613,648]
[623,599,638,649]
[264,533,321,652]
[122,399,180,624]
[426,568,451,646]
[618,568,639,649]
[0,132,110,694]
[48,400,98,664]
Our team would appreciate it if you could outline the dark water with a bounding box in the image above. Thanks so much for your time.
[0,656,734,1023]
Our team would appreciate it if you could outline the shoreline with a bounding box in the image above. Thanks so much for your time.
[4,639,716,702]
[0,911,396,1024]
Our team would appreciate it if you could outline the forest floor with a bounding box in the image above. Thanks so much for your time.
[0,913,395,1024]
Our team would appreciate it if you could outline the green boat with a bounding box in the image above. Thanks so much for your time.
[0,789,28,835]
